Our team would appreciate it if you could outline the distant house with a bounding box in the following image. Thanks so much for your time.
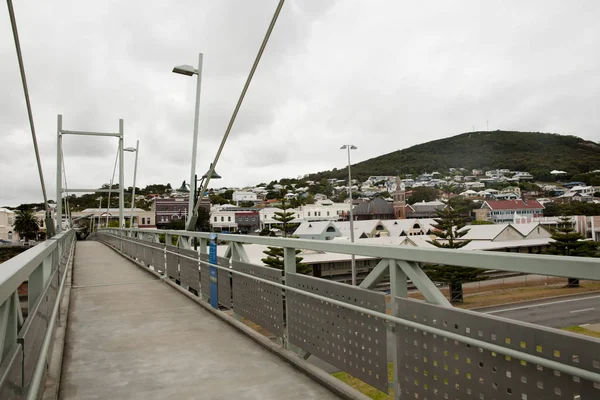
[352,198,395,220]
[154,197,189,227]
[294,221,341,241]
[233,191,258,205]
[477,200,544,223]
[235,211,260,234]
[405,200,447,219]
[0,208,16,242]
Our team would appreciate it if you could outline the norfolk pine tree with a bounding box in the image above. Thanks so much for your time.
[424,206,487,303]
[262,198,311,274]
[546,215,599,287]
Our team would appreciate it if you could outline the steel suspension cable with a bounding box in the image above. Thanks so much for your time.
[6,0,50,216]
[189,0,285,228]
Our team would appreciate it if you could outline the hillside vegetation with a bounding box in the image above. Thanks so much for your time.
[308,131,600,181]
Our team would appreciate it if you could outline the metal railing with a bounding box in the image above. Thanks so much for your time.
[93,228,600,399]
[0,230,75,400]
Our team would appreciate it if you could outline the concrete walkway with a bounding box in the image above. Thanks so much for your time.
[59,242,340,400]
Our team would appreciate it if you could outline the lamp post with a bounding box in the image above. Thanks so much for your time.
[124,141,139,234]
[340,144,357,286]
[96,196,103,231]
[173,53,203,230]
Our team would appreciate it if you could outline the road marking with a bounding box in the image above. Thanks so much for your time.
[570,308,595,314]
[486,295,600,314]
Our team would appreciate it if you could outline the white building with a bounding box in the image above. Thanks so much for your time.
[232,191,258,205]
[210,206,239,231]
[0,208,16,242]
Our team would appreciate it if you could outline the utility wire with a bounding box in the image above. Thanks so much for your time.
[189,0,285,228]
[6,0,50,217]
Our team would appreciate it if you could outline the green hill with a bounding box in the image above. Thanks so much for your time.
[309,131,600,182]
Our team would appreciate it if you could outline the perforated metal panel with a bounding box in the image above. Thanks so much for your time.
[231,260,284,336]
[395,297,600,399]
[286,274,388,391]
[200,253,210,298]
[129,240,138,260]
[18,291,48,388]
[139,241,153,267]
[179,248,199,293]
[150,243,165,272]
[0,345,23,400]
[165,245,179,280]
[217,256,232,308]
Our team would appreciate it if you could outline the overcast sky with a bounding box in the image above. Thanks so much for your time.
[2,0,599,206]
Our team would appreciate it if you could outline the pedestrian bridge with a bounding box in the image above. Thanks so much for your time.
[1,229,600,399]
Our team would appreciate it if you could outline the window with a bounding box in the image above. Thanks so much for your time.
[326,226,336,232]
[8,231,12,240]
[214,217,217,222]
[228,216,231,222]
[327,211,330,216]
[148,218,151,224]
[142,218,145,225]
[308,212,311,216]
[221,216,224,222]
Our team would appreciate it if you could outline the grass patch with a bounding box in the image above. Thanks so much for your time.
[562,326,600,339]
[332,363,394,400]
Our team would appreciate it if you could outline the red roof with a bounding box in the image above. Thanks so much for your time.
[483,200,544,210]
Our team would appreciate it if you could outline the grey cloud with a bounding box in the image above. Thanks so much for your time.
[2,0,600,206]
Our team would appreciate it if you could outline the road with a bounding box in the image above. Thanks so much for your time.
[477,292,600,328]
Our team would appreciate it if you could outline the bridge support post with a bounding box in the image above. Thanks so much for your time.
[389,259,407,400]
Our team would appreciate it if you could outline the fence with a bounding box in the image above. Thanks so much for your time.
[0,230,76,400]
[93,228,600,399]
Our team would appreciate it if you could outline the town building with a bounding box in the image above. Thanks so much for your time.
[153,197,189,227]
[405,200,447,219]
[352,198,395,220]
[232,191,258,205]
[0,208,16,242]
[294,221,341,241]
[235,211,260,234]
[476,200,544,223]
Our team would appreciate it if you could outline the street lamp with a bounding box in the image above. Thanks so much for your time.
[173,53,203,229]
[124,141,139,233]
[96,196,103,231]
[193,163,221,223]
[340,144,358,286]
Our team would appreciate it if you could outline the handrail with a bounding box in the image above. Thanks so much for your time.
[0,230,73,306]
[26,232,76,400]
[104,228,600,280]
[99,231,600,384]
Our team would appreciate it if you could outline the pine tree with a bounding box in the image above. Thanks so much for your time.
[546,216,599,287]
[262,198,311,274]
[424,206,487,303]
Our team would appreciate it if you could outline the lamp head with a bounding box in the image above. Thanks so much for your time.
[123,147,136,152]
[172,65,197,76]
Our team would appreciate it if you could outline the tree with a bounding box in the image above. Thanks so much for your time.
[261,246,311,274]
[272,198,296,237]
[545,216,599,287]
[423,206,487,303]
[261,198,311,274]
[407,187,439,205]
[13,209,40,241]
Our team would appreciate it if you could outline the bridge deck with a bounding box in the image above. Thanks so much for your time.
[59,242,339,400]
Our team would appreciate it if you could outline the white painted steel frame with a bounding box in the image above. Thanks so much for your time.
[98,231,600,385]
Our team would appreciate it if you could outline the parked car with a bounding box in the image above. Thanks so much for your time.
[0,239,11,245]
